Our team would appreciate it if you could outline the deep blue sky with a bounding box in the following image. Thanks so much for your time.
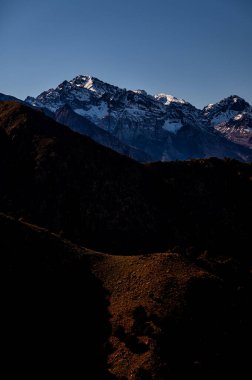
[0,0,251,108]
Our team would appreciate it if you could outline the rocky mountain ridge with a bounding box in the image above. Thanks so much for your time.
[25,76,252,162]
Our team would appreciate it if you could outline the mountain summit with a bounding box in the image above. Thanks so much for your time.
[25,77,252,162]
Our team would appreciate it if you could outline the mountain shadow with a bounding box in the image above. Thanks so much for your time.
[148,158,252,263]
[0,101,252,260]
[154,275,252,379]
[1,213,113,378]
[0,101,165,253]
[55,104,151,162]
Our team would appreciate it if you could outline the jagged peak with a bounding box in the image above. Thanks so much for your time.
[72,75,118,89]
[71,75,100,86]
[204,95,250,112]
[51,75,121,98]
[132,89,147,96]
[218,95,248,106]
[154,93,186,105]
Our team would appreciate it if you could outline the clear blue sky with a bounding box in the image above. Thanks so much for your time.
[0,0,251,108]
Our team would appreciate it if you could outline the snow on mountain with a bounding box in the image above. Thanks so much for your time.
[155,93,186,105]
[203,95,251,125]
[25,77,252,162]
[203,95,252,149]
[132,89,148,96]
[75,102,109,124]
[214,112,252,149]
[55,104,151,162]
[162,119,183,133]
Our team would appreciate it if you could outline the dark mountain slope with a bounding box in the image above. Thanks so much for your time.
[2,212,251,379]
[148,158,252,261]
[0,92,21,102]
[1,212,112,378]
[0,101,252,259]
[0,101,164,252]
[55,104,151,161]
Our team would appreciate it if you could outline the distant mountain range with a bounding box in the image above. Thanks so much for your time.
[20,75,252,162]
[1,77,252,162]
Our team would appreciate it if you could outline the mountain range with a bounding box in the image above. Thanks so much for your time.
[1,79,252,378]
[22,75,252,162]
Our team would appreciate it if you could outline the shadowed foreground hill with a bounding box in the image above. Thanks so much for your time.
[2,213,251,379]
[0,101,252,259]
[148,158,252,261]
[89,252,252,379]
[1,213,112,378]
[0,101,164,252]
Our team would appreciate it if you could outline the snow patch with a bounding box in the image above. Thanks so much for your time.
[205,103,214,111]
[74,102,108,120]
[234,114,243,121]
[133,90,147,96]
[155,93,186,105]
[83,77,97,92]
[211,110,238,125]
[162,119,183,133]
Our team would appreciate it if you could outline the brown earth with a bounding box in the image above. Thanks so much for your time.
[2,213,252,379]
[89,252,216,378]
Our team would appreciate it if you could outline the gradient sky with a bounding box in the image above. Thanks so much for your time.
[0,0,251,108]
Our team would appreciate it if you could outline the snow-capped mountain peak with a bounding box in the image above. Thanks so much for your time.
[203,95,251,126]
[203,95,252,149]
[26,75,118,112]
[82,76,100,92]
[67,75,119,97]
[24,76,252,162]
[204,103,214,111]
[154,93,186,105]
[132,89,148,96]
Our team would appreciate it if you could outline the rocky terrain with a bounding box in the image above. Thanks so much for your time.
[2,212,251,379]
[25,75,252,162]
